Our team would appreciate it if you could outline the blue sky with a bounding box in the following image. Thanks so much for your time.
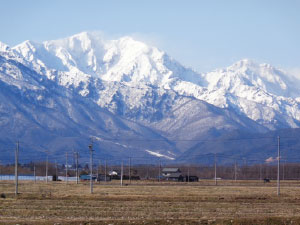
[0,0,299,74]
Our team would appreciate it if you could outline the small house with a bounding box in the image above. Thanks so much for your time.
[162,168,183,181]
[79,174,97,181]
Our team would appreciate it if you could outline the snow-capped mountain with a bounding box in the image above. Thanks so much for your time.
[175,59,300,129]
[12,32,203,92]
[9,32,300,130]
[0,53,178,161]
[1,31,300,161]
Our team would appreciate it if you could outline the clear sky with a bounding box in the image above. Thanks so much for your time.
[0,0,299,74]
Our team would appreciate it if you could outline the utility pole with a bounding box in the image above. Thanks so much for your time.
[55,160,58,181]
[259,163,262,180]
[277,136,280,196]
[234,160,237,182]
[121,161,123,186]
[65,152,68,184]
[34,163,36,184]
[105,160,107,183]
[243,158,247,180]
[158,159,161,182]
[282,159,285,181]
[89,140,94,194]
[129,157,131,184]
[46,152,48,183]
[75,152,79,184]
[15,141,19,196]
[146,165,149,180]
[187,166,190,183]
[96,160,99,183]
[214,154,217,186]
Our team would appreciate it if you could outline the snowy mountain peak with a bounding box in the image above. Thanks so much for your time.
[231,58,256,68]
[4,32,300,131]
[69,31,94,40]
[228,59,275,75]
[205,59,300,98]
[13,40,41,59]
[46,31,105,53]
[11,32,203,89]
[0,41,10,52]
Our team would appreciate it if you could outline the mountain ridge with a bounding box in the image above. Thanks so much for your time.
[1,31,300,162]
[6,31,300,130]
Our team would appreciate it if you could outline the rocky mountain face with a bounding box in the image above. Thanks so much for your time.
[0,53,177,162]
[1,32,300,162]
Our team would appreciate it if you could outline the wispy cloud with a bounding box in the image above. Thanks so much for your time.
[286,67,300,80]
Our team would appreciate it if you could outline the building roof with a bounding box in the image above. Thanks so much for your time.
[162,172,182,178]
[162,168,181,173]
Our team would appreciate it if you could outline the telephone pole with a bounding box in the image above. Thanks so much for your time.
[214,154,217,186]
[277,136,280,196]
[234,160,237,182]
[46,152,48,183]
[129,157,131,184]
[187,166,190,183]
[34,163,36,184]
[146,165,149,180]
[121,161,123,186]
[75,152,79,184]
[158,159,161,182]
[282,159,285,181]
[54,160,58,181]
[89,140,94,194]
[97,160,99,183]
[65,152,68,184]
[15,141,19,196]
[55,160,58,181]
[259,163,262,180]
[105,160,107,183]
[243,158,247,179]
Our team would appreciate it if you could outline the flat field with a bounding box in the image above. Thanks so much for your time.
[1,180,300,224]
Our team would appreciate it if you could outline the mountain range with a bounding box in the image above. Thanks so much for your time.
[1,31,300,163]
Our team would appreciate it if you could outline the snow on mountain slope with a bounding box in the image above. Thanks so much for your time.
[8,31,300,131]
[0,53,46,91]
[149,96,268,151]
[0,41,10,52]
[174,59,300,129]
[0,53,178,161]
[12,32,203,93]
[207,59,300,98]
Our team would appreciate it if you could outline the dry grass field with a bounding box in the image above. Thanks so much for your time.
[1,180,300,224]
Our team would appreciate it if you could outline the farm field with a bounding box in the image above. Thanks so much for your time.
[1,180,300,224]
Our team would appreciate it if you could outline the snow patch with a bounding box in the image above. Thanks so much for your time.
[145,150,175,160]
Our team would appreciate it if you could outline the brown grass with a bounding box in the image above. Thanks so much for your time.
[1,180,300,224]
